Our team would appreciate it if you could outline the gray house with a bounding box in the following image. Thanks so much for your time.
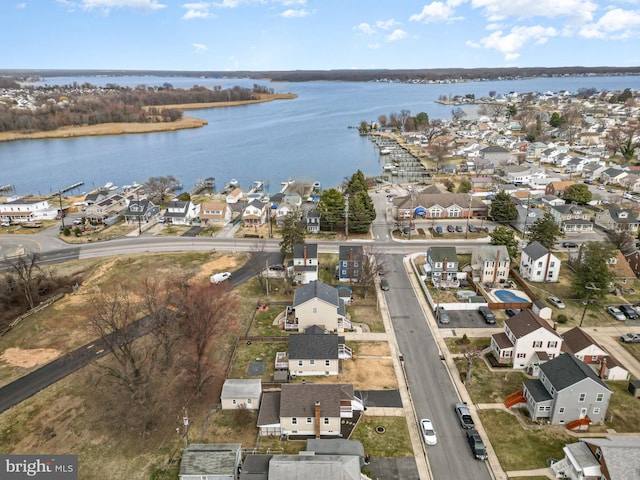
[480,145,512,164]
[220,379,262,410]
[179,444,242,480]
[281,325,352,377]
[426,246,459,284]
[594,208,640,233]
[338,245,364,283]
[521,353,612,425]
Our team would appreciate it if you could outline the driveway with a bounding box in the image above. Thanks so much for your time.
[436,309,501,330]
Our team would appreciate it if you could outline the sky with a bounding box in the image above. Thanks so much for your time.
[3,0,640,71]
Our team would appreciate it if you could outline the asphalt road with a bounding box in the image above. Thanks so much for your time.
[382,254,491,480]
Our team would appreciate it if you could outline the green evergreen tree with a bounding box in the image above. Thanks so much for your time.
[490,192,518,223]
[279,211,306,256]
[573,242,616,299]
[527,212,561,250]
[318,188,345,231]
[562,184,592,204]
[346,170,368,197]
[348,192,374,233]
[490,226,519,259]
[457,178,472,193]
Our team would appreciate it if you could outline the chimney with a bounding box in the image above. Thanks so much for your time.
[544,250,552,283]
[492,249,500,284]
[315,401,321,438]
[304,245,307,264]
[599,359,607,379]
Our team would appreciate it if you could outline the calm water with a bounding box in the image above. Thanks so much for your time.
[2,75,639,196]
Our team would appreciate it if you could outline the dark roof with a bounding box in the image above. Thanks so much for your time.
[506,309,560,338]
[306,438,365,458]
[492,332,514,349]
[561,327,601,355]
[524,379,553,402]
[481,145,510,153]
[294,243,318,259]
[540,353,611,392]
[241,454,272,480]
[179,444,241,476]
[522,241,549,261]
[289,331,339,360]
[339,245,363,262]
[428,246,458,264]
[257,391,281,427]
[293,280,340,309]
[280,384,353,418]
[304,325,327,335]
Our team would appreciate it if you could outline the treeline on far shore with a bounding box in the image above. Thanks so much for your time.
[0,83,273,133]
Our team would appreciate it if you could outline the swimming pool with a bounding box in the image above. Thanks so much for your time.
[493,289,530,303]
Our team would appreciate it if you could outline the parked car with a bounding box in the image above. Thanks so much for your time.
[562,241,578,248]
[505,308,520,317]
[468,224,476,232]
[447,225,455,232]
[621,333,640,343]
[437,306,450,324]
[479,306,496,324]
[380,279,390,291]
[619,304,639,319]
[435,226,443,234]
[466,429,488,461]
[420,418,437,446]
[210,272,232,284]
[547,296,566,309]
[455,225,464,233]
[0,221,10,227]
[607,306,626,321]
[269,264,285,271]
[454,403,475,429]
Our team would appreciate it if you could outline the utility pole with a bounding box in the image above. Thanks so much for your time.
[58,191,65,230]
[465,193,472,239]
[136,189,142,235]
[579,283,601,327]
[266,259,269,298]
[182,407,189,447]
[344,194,349,240]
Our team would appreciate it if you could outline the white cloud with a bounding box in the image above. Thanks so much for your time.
[470,0,597,24]
[80,0,166,11]
[486,22,503,30]
[505,52,520,61]
[579,8,640,38]
[376,19,400,30]
[354,22,376,35]
[474,25,558,59]
[193,43,208,53]
[279,8,309,17]
[409,1,462,23]
[16,2,26,8]
[368,43,381,49]
[183,2,214,19]
[386,29,408,42]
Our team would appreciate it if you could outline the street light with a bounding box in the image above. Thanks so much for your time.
[579,283,601,327]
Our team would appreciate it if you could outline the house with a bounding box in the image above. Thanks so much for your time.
[220,379,262,410]
[562,327,629,381]
[123,199,160,224]
[504,165,534,185]
[226,187,243,204]
[426,246,459,284]
[284,280,350,332]
[201,201,232,226]
[620,173,640,192]
[548,204,593,233]
[470,177,493,192]
[608,250,637,285]
[179,444,242,480]
[256,383,363,437]
[393,193,488,220]
[471,245,510,284]
[304,209,321,234]
[338,245,364,283]
[480,145,512,164]
[84,191,137,225]
[624,250,640,278]
[0,197,57,223]
[512,205,545,235]
[490,309,563,371]
[545,180,575,197]
[594,208,640,233]
[280,325,352,377]
[519,353,612,425]
[242,199,268,227]
[292,243,319,285]
[540,194,566,207]
[164,199,200,225]
[519,241,561,282]
[551,436,640,480]
[600,167,628,185]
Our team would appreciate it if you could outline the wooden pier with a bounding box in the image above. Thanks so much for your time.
[53,181,84,196]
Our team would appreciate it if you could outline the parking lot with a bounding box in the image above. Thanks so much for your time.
[436,309,502,330]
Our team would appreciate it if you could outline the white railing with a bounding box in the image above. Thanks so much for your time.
[338,345,352,359]
[275,352,288,369]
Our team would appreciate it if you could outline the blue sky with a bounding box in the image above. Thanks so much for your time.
[3,0,640,71]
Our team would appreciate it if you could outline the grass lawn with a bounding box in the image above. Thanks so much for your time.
[227,341,288,382]
[248,306,289,337]
[479,410,571,471]
[444,336,491,355]
[258,436,306,455]
[620,341,640,364]
[347,301,385,333]
[454,357,529,404]
[603,381,640,432]
[350,415,414,457]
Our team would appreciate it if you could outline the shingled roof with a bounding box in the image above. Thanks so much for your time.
[540,353,610,392]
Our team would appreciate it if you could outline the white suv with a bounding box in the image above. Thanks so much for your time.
[547,296,566,309]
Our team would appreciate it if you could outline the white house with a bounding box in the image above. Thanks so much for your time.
[164,199,200,225]
[519,241,561,283]
[292,243,319,284]
[225,187,243,204]
[0,198,58,223]
[490,309,563,372]
[220,379,262,410]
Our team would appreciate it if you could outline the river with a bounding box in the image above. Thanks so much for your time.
[2,75,639,196]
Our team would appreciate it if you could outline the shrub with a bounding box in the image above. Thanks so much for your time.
[556,314,568,324]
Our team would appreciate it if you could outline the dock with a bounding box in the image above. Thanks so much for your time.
[191,177,215,195]
[53,181,84,196]
[0,184,14,193]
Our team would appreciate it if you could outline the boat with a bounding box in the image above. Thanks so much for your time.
[380,148,393,155]
[103,182,113,189]
[312,181,321,190]
[252,180,264,191]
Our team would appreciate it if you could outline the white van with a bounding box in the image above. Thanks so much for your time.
[210,272,232,284]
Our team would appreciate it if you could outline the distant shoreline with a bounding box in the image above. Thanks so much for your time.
[0,93,297,142]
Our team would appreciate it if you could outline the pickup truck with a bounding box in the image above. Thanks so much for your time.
[466,429,488,460]
[454,402,475,429]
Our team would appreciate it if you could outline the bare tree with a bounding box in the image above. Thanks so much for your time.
[422,119,446,144]
[360,246,387,299]
[490,103,505,120]
[143,175,181,203]
[428,138,452,172]
[4,252,42,309]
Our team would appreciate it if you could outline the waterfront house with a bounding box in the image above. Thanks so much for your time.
[242,199,268,227]
[220,379,262,410]
[338,245,364,283]
[551,436,640,480]
[164,199,199,226]
[0,197,56,223]
[471,245,510,284]
[304,209,321,233]
[519,241,560,283]
[84,191,136,225]
[178,444,242,480]
[123,199,160,224]
[200,201,232,226]
[594,208,640,232]
[519,353,612,425]
[226,187,243,204]
[490,309,563,371]
[284,280,350,332]
[292,243,318,285]
[257,383,363,437]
